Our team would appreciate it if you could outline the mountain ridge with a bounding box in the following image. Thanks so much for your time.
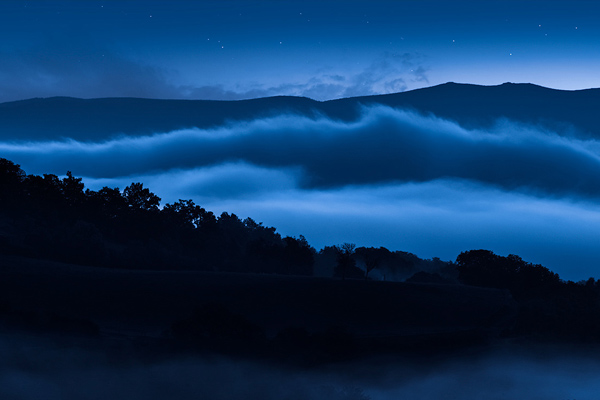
[3,81,598,105]
[1,82,599,141]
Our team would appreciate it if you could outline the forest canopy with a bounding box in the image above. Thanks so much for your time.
[0,158,463,280]
[0,158,314,274]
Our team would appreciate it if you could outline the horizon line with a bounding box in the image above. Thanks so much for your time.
[3,81,600,105]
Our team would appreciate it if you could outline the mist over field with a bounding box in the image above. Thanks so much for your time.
[3,106,600,280]
[2,333,600,400]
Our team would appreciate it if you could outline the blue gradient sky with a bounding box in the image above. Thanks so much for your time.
[1,0,599,102]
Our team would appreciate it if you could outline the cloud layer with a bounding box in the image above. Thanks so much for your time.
[4,106,600,199]
[4,107,600,280]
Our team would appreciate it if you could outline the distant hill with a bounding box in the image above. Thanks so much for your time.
[1,82,599,141]
[331,82,600,137]
[0,96,322,141]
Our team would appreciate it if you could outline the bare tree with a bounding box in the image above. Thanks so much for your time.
[335,243,356,280]
[355,247,381,280]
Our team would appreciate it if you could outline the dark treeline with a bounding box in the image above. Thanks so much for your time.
[457,249,600,341]
[316,244,457,282]
[0,158,314,275]
[0,158,453,280]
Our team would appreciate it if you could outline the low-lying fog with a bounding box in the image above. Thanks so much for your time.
[1,333,599,400]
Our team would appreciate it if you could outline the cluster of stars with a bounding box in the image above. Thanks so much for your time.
[207,38,224,49]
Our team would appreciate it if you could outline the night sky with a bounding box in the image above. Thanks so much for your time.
[3,0,600,281]
[1,0,599,101]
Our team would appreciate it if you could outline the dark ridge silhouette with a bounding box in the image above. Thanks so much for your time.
[1,83,600,141]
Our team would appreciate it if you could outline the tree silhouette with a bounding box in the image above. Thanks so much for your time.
[283,235,315,276]
[0,158,25,207]
[0,158,25,188]
[123,182,160,212]
[163,199,214,229]
[456,249,560,297]
[354,247,382,280]
[334,243,357,280]
[87,186,127,220]
[61,171,85,206]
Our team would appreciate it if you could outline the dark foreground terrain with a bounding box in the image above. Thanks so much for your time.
[3,254,600,399]
[0,253,515,358]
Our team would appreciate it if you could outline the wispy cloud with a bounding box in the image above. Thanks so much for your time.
[83,163,300,200]
[181,52,430,101]
[340,52,429,98]
[0,36,428,102]
[0,35,184,102]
